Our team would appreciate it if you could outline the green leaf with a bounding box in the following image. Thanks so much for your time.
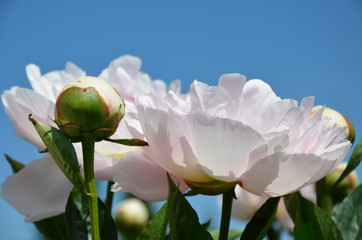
[105,138,149,146]
[294,193,343,240]
[29,116,84,190]
[209,229,243,240]
[137,201,169,240]
[333,184,362,240]
[65,188,118,240]
[167,174,213,240]
[330,139,362,191]
[35,214,68,240]
[4,154,25,172]
[240,197,280,240]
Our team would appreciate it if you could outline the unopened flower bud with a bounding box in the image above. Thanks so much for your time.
[54,76,125,142]
[311,106,355,143]
[115,198,149,239]
[325,163,359,203]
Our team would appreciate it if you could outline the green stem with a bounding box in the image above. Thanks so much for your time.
[105,181,114,213]
[82,134,100,240]
[218,189,234,240]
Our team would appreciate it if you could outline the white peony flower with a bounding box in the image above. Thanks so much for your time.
[118,73,351,199]
[1,55,183,221]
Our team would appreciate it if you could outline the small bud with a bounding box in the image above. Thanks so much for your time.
[325,163,359,203]
[184,179,238,196]
[311,106,355,143]
[115,198,149,239]
[54,76,125,142]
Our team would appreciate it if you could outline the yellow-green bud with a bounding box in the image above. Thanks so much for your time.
[325,163,359,203]
[54,76,125,142]
[115,198,149,239]
[311,106,355,143]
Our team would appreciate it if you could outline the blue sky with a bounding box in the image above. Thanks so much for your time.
[1,1,362,239]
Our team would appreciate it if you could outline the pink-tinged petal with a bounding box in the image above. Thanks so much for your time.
[108,55,142,80]
[190,81,229,117]
[138,106,212,182]
[236,80,280,129]
[240,152,339,197]
[169,79,181,94]
[218,73,246,117]
[1,155,73,222]
[2,87,55,149]
[112,150,189,201]
[187,110,268,182]
[26,62,85,102]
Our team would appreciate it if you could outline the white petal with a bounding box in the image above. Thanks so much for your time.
[1,155,73,222]
[139,107,212,182]
[190,81,229,117]
[26,63,85,102]
[187,110,268,182]
[240,152,338,197]
[2,87,55,149]
[236,80,280,129]
[112,151,188,201]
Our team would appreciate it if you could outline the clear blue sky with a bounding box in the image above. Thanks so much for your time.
[1,1,362,239]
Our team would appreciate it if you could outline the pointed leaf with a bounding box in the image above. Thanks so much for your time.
[294,194,343,240]
[333,184,362,240]
[29,116,83,190]
[330,139,362,191]
[35,214,68,240]
[240,197,280,240]
[137,201,169,240]
[105,138,148,146]
[167,174,213,240]
[65,188,118,240]
[4,154,25,173]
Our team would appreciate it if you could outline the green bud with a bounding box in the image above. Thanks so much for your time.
[326,163,359,203]
[115,198,149,239]
[54,76,125,142]
[311,106,355,143]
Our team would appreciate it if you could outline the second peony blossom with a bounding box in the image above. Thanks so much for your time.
[131,73,351,197]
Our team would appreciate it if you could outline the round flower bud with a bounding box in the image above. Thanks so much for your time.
[311,106,355,143]
[115,198,149,239]
[325,163,359,203]
[54,76,125,142]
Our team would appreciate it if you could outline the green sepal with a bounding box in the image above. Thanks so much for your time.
[209,229,243,240]
[65,188,117,240]
[330,139,362,191]
[105,138,149,146]
[333,184,362,240]
[29,115,84,190]
[4,154,25,172]
[240,197,280,240]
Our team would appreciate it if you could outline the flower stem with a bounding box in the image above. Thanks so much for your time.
[105,181,114,213]
[218,189,234,240]
[82,134,100,240]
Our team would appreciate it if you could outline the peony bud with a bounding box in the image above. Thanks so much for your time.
[54,76,125,142]
[325,163,359,203]
[115,198,149,239]
[311,106,355,143]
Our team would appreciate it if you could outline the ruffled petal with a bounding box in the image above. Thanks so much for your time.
[112,150,189,201]
[1,155,73,222]
[2,87,55,149]
[187,110,268,182]
[240,151,347,197]
[138,106,211,182]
